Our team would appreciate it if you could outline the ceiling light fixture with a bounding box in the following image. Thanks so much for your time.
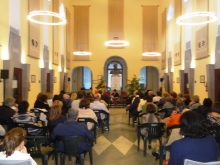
[73,51,92,56]
[105,40,129,47]
[27,3,66,25]
[142,52,161,56]
[176,12,218,26]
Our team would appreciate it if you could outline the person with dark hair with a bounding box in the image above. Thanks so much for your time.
[12,101,36,123]
[34,93,50,110]
[87,88,94,98]
[0,127,37,165]
[98,90,109,107]
[183,94,191,108]
[153,91,162,103]
[71,91,84,110]
[78,98,97,130]
[51,108,94,160]
[207,102,220,126]
[111,89,120,105]
[168,111,218,165]
[127,97,140,122]
[142,95,158,113]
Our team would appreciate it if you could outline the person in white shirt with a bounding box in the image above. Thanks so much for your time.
[71,91,84,110]
[90,94,110,130]
[137,92,146,112]
[0,127,37,165]
[78,98,97,130]
[153,91,162,103]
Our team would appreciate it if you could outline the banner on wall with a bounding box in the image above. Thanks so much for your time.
[111,76,121,91]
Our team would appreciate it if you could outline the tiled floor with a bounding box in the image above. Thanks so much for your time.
[35,108,162,165]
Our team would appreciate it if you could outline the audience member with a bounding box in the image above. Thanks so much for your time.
[207,102,220,126]
[34,93,50,110]
[169,111,218,165]
[46,92,53,107]
[0,97,16,119]
[170,91,177,106]
[90,94,110,130]
[70,92,78,101]
[189,95,201,111]
[162,97,174,109]
[88,88,94,98]
[12,101,36,123]
[98,90,109,106]
[142,95,158,113]
[0,127,37,165]
[62,93,72,111]
[78,98,97,130]
[177,93,185,102]
[49,104,67,125]
[183,94,191,108]
[137,92,146,112]
[193,98,212,121]
[153,91,162,103]
[52,108,94,157]
[157,92,170,108]
[127,97,140,122]
[71,91,84,110]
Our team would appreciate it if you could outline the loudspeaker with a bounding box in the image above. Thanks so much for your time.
[1,70,9,79]
[160,78,164,82]
[68,77,71,81]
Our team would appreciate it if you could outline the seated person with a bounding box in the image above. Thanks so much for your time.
[189,95,201,111]
[78,98,97,130]
[13,101,37,123]
[168,111,218,165]
[90,94,110,130]
[207,102,220,126]
[162,96,174,109]
[142,95,158,113]
[137,92,146,112]
[48,104,67,125]
[111,89,119,105]
[34,93,50,110]
[0,127,37,165]
[127,97,140,122]
[52,108,94,154]
[62,94,72,112]
[0,97,16,119]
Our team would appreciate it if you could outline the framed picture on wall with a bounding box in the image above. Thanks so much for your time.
[31,75,36,83]
[54,77,57,83]
[200,75,205,83]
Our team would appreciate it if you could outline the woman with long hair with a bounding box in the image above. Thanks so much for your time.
[49,104,67,125]
[0,127,37,165]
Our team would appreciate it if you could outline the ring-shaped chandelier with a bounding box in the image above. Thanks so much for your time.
[73,52,92,56]
[27,11,66,25]
[176,12,218,26]
[142,52,161,56]
[105,40,129,47]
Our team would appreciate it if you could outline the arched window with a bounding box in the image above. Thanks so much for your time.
[107,61,123,90]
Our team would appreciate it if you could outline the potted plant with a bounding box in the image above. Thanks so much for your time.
[126,75,144,96]
[95,76,107,90]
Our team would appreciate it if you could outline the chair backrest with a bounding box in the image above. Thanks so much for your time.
[184,159,220,165]
[92,109,109,120]
[17,123,48,136]
[26,136,52,156]
[55,135,88,156]
[77,118,97,126]
[158,108,172,119]
[209,125,220,143]
[0,159,32,165]
[0,118,15,132]
[139,123,165,138]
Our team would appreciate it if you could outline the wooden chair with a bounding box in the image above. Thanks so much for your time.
[184,159,220,165]
[55,135,93,165]
[77,118,97,143]
[137,123,165,165]
[92,109,110,133]
[26,136,55,165]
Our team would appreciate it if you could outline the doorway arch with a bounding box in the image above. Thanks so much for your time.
[104,56,127,91]
[139,66,159,93]
[71,66,92,92]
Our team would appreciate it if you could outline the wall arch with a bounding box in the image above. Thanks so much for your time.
[104,56,127,91]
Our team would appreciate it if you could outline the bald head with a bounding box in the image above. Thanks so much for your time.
[94,94,100,101]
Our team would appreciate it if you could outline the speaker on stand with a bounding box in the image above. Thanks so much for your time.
[0,70,9,100]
